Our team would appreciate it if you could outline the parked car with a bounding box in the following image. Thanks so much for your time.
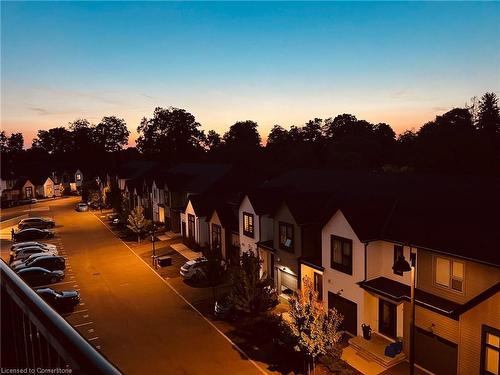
[214,296,237,321]
[36,288,80,312]
[18,217,55,230]
[13,228,54,242]
[10,246,58,264]
[75,202,89,212]
[12,254,65,272]
[180,257,208,281]
[11,241,57,252]
[17,267,64,286]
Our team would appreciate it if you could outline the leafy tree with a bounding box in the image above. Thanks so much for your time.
[32,127,73,154]
[223,120,261,149]
[69,119,95,154]
[285,276,343,375]
[136,107,204,160]
[228,251,278,316]
[127,206,152,243]
[205,130,222,151]
[322,114,358,139]
[301,118,324,143]
[266,125,290,147]
[95,116,130,152]
[477,92,500,135]
[6,133,24,153]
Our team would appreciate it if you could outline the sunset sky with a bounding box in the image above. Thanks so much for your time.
[1,1,499,147]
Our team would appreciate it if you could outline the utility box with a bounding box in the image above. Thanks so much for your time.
[157,256,172,267]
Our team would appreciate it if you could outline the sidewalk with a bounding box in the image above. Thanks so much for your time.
[170,242,202,260]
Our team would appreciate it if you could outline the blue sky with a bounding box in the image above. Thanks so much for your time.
[1,1,499,145]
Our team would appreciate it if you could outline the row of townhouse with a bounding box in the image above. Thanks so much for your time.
[116,164,499,375]
[1,169,87,205]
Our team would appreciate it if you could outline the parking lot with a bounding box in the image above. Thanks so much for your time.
[1,197,266,375]
[0,201,104,351]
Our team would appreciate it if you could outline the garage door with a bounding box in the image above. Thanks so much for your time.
[279,270,298,295]
[415,327,457,375]
[328,292,358,336]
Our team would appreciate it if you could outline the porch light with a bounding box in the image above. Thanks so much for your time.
[392,255,411,273]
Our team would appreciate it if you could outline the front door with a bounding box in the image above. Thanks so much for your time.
[379,299,397,338]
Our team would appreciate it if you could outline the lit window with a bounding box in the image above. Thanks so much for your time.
[435,257,464,292]
[243,212,254,237]
[76,174,81,181]
[482,325,500,375]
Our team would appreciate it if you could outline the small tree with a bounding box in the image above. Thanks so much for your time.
[127,206,151,243]
[228,251,278,316]
[204,244,226,302]
[285,276,344,375]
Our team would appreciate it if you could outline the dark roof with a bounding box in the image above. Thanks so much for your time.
[186,194,222,217]
[165,163,232,194]
[207,203,238,228]
[359,277,462,319]
[246,189,283,215]
[117,161,158,180]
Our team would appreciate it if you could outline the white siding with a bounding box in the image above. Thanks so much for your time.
[238,196,259,254]
[322,210,366,334]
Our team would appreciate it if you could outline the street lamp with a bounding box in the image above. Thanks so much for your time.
[392,249,416,375]
[151,223,157,268]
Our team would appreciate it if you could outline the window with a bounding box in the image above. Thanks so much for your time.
[331,235,352,275]
[393,245,404,276]
[76,174,82,181]
[481,325,500,375]
[25,186,33,198]
[211,224,222,248]
[187,214,195,239]
[243,212,254,237]
[279,222,294,251]
[435,257,464,292]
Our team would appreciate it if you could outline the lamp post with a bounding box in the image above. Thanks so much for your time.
[150,190,157,268]
[392,248,416,375]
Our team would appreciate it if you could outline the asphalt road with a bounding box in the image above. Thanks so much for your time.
[2,197,264,375]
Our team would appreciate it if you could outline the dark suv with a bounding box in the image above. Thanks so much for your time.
[12,254,65,272]
[18,217,55,230]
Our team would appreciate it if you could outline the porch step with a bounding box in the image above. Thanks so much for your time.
[348,335,406,369]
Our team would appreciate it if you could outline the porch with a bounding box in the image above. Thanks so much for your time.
[343,333,406,375]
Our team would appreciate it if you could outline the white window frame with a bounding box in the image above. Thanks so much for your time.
[433,255,465,293]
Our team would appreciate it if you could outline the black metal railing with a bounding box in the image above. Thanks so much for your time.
[1,260,121,374]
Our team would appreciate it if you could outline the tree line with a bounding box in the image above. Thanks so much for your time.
[1,92,499,176]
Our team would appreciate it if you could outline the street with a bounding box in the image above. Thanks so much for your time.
[1,197,265,375]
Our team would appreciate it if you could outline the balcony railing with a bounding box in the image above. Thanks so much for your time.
[1,260,121,374]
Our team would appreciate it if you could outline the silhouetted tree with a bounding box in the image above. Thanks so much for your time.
[32,127,73,154]
[205,130,222,151]
[220,120,261,162]
[266,125,290,147]
[477,92,500,135]
[94,116,130,152]
[0,131,23,154]
[136,107,204,161]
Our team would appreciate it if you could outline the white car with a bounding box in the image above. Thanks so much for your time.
[180,257,208,281]
[9,246,58,264]
[11,241,57,252]
[75,202,89,212]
